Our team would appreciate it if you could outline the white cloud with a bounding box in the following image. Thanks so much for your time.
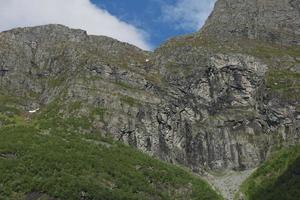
[0,0,151,50]
[162,0,216,31]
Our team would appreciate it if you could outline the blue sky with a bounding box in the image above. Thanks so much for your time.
[0,0,215,50]
[92,0,216,48]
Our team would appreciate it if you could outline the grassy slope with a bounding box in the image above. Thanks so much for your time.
[240,145,300,200]
[0,96,221,200]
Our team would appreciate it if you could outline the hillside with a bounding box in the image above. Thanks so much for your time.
[240,145,300,200]
[0,95,221,200]
[0,0,299,199]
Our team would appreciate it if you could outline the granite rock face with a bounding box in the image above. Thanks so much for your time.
[201,0,300,46]
[0,0,299,175]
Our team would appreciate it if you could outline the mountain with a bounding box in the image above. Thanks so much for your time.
[0,0,299,199]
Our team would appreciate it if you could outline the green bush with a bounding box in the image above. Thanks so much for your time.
[0,124,221,200]
[241,145,300,200]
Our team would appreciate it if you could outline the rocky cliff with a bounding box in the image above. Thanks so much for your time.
[201,0,300,46]
[0,0,299,198]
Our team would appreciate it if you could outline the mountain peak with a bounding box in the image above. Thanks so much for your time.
[200,0,300,46]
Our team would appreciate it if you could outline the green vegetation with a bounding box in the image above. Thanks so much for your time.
[240,145,300,200]
[0,94,24,109]
[145,73,166,86]
[0,97,221,200]
[48,76,66,88]
[0,126,221,200]
[91,107,107,122]
[67,101,82,112]
[165,62,194,76]
[114,81,138,91]
[0,114,16,126]
[0,95,27,127]
[159,34,300,63]
[266,69,300,101]
[120,95,139,107]
[266,70,300,90]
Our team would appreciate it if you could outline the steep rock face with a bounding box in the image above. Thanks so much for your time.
[0,0,299,178]
[145,46,300,171]
[201,0,300,46]
[0,24,152,108]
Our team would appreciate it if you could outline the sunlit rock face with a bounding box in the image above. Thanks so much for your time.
[201,0,300,46]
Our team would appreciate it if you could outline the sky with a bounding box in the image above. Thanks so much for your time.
[0,0,216,50]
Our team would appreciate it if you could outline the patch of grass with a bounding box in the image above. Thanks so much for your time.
[165,62,193,76]
[67,101,82,112]
[266,70,300,101]
[115,81,137,91]
[0,95,23,116]
[0,114,15,126]
[266,70,300,90]
[63,117,92,130]
[120,95,139,107]
[0,105,21,117]
[145,73,166,86]
[48,76,66,88]
[91,107,107,121]
[35,100,62,122]
[0,124,222,200]
[159,34,300,62]
[240,145,300,200]
[37,115,92,132]
[0,95,26,127]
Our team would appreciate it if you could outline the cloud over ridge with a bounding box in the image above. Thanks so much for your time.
[0,0,151,50]
[162,0,216,31]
